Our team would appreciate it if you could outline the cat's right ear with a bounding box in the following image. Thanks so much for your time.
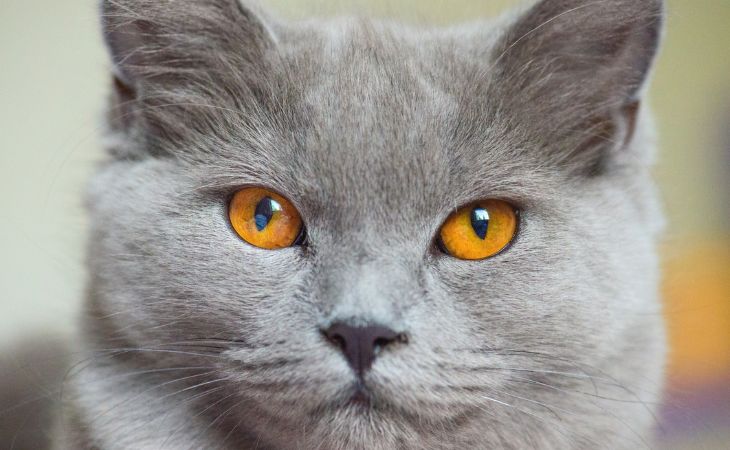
[100,0,278,152]
[486,0,664,176]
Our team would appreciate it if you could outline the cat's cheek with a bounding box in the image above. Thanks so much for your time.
[426,211,597,352]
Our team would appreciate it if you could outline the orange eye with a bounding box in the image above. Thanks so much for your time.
[438,200,518,260]
[229,187,304,249]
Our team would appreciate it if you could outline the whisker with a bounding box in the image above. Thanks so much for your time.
[88,348,230,360]
[500,375,654,448]
[471,393,579,446]
[88,370,219,427]
[188,396,246,450]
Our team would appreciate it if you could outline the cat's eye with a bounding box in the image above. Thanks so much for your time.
[229,187,304,249]
[437,200,518,260]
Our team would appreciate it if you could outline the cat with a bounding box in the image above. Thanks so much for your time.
[55,0,667,448]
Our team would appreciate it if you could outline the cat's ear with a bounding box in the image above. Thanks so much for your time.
[490,0,664,175]
[100,0,278,151]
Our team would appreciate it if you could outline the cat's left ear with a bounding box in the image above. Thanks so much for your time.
[101,0,276,91]
[489,0,664,175]
[100,0,278,150]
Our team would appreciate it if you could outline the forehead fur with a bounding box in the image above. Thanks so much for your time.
[147,16,550,220]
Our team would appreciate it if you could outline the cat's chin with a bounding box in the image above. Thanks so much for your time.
[307,379,479,430]
[268,396,480,450]
[237,375,478,439]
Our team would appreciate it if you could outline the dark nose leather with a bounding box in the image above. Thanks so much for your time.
[323,323,404,377]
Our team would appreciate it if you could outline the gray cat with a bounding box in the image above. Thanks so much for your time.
[56,0,667,448]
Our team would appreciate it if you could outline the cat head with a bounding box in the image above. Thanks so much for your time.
[89,0,666,447]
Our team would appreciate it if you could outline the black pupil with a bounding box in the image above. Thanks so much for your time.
[471,207,490,240]
[254,197,281,231]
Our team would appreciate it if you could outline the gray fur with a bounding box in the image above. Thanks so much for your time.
[59,0,667,448]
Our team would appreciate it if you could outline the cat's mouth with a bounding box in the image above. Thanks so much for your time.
[345,383,372,409]
[329,379,479,431]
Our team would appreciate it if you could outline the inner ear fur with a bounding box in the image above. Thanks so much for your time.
[490,0,664,175]
[100,0,279,153]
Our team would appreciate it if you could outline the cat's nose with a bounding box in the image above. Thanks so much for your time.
[322,323,406,378]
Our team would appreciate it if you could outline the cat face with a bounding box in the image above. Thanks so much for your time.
[88,0,666,447]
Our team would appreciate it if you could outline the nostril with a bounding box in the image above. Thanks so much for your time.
[389,332,408,345]
[373,337,390,350]
[372,331,405,350]
[322,328,346,350]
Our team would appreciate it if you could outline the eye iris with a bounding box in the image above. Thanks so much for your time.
[253,197,281,231]
[229,187,303,250]
[470,207,489,240]
[438,199,517,260]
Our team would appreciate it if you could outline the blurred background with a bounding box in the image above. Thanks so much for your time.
[1,0,728,448]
